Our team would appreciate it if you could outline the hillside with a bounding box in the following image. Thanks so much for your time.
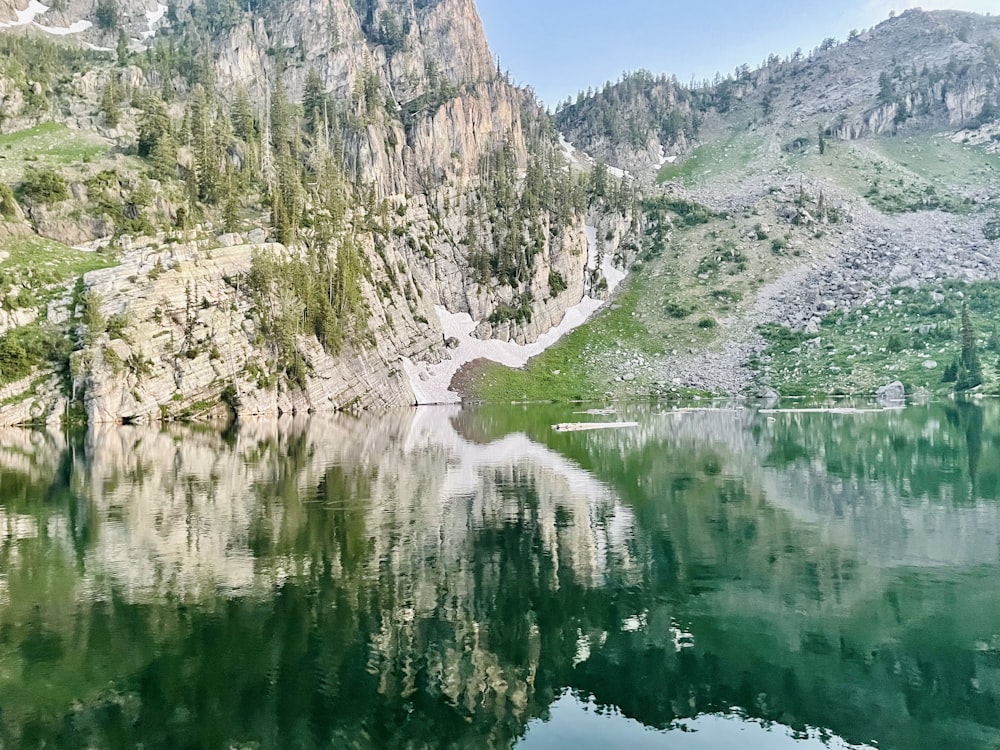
[0,0,639,424]
[466,8,1000,404]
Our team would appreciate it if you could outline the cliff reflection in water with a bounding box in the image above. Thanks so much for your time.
[0,402,999,749]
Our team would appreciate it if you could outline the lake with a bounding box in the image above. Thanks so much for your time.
[1,401,998,749]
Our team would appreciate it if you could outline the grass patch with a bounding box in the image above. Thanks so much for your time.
[798,135,996,216]
[758,281,1000,397]
[657,132,763,186]
[468,281,658,402]
[0,236,115,310]
[0,123,107,182]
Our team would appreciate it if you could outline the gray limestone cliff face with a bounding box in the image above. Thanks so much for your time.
[70,176,596,422]
[75,234,435,422]
[0,0,615,423]
[212,0,494,103]
[206,0,528,198]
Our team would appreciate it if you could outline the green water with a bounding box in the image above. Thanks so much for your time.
[1,402,998,749]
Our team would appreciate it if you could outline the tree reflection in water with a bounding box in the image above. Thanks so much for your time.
[0,402,998,749]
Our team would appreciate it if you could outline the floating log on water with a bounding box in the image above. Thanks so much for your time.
[552,421,639,432]
[759,407,899,415]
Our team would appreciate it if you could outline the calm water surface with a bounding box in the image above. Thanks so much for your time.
[1,401,998,749]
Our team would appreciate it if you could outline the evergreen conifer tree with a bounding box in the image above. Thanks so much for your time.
[956,302,983,392]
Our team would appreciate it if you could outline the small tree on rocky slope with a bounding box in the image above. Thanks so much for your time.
[955,302,983,393]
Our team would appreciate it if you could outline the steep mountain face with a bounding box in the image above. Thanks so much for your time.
[0,0,637,423]
[559,9,1000,179]
[555,71,704,179]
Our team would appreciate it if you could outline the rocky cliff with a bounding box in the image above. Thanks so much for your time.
[0,0,636,423]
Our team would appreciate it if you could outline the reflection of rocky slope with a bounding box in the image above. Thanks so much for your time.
[35,407,634,744]
[78,406,637,601]
[2,406,1000,748]
[575,403,1000,569]
[529,404,1000,748]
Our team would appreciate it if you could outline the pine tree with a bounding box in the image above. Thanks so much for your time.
[303,68,326,136]
[191,87,220,202]
[956,302,983,392]
[100,79,120,128]
[137,94,177,178]
[116,29,128,66]
[231,86,255,141]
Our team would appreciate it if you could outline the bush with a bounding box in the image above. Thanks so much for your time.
[664,300,694,318]
[95,0,118,29]
[0,324,72,384]
[0,183,18,218]
[18,167,68,205]
[697,317,717,329]
[548,270,567,297]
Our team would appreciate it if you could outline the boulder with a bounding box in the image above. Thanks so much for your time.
[876,380,905,404]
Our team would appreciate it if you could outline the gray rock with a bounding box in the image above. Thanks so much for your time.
[216,233,243,248]
[922,360,938,369]
[888,264,912,284]
[876,380,905,404]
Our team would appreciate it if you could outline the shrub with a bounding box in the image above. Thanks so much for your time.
[95,0,118,29]
[17,167,68,205]
[665,300,694,318]
[548,270,567,297]
[0,324,72,384]
[0,183,18,218]
[697,317,717,329]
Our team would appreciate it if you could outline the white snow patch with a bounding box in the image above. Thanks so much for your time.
[558,133,596,172]
[607,165,632,180]
[0,0,48,27]
[559,134,576,161]
[146,2,167,25]
[0,0,92,35]
[36,17,92,34]
[140,2,167,39]
[83,42,114,52]
[403,225,626,405]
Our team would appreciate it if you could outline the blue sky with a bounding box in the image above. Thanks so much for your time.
[475,0,997,107]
